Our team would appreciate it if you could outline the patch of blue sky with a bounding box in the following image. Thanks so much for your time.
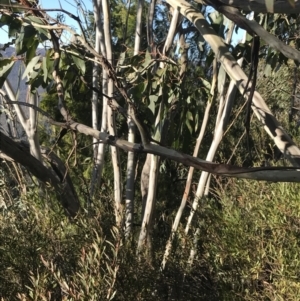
[0,0,93,45]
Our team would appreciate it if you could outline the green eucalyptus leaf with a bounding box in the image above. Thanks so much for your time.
[0,14,21,38]
[23,24,37,40]
[28,74,44,92]
[8,19,22,38]
[26,16,49,38]
[22,55,41,80]
[155,68,165,78]
[152,80,158,90]
[15,28,25,55]
[186,110,193,121]
[148,99,155,115]
[130,82,145,99]
[0,58,15,87]
[45,49,54,75]
[29,62,41,80]
[144,51,152,67]
[185,118,193,135]
[208,11,223,25]
[71,54,86,75]
[148,95,158,115]
[195,111,199,132]
[25,39,39,63]
[26,16,45,25]
[200,77,211,90]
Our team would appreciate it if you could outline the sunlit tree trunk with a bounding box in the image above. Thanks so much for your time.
[162,20,235,269]
[185,20,237,235]
[125,0,144,238]
[166,0,300,166]
[4,80,42,162]
[161,55,218,269]
[90,0,106,197]
[102,0,123,227]
[138,7,180,254]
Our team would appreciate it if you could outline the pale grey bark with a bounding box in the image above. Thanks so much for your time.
[3,80,42,162]
[138,154,159,253]
[134,0,144,55]
[0,133,80,216]
[138,5,183,253]
[219,0,300,14]
[102,0,123,227]
[221,4,300,62]
[90,0,107,197]
[185,78,238,233]
[147,0,156,52]
[91,1,101,175]
[125,107,136,237]
[185,11,247,266]
[138,100,164,253]
[138,0,157,253]
[215,21,235,126]
[167,0,300,166]
[28,92,42,162]
[162,8,180,55]
[161,56,218,270]
[161,99,213,270]
[124,0,144,238]
[179,32,187,79]
[3,109,300,183]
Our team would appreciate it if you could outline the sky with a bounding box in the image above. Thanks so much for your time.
[0,0,93,44]
[0,1,244,47]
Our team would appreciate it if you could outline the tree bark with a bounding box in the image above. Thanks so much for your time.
[167,0,300,166]
[215,0,300,14]
[0,133,80,217]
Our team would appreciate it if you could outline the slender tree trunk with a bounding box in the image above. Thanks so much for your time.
[185,59,244,266]
[147,0,156,54]
[161,99,212,269]
[90,0,105,197]
[134,0,144,55]
[125,0,144,238]
[162,21,235,269]
[166,0,300,166]
[138,0,157,255]
[102,0,123,226]
[27,92,42,162]
[138,98,166,253]
[4,80,42,161]
[161,56,217,270]
[138,7,182,255]
[185,20,238,234]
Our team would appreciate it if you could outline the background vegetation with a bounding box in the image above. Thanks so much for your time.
[1,0,300,300]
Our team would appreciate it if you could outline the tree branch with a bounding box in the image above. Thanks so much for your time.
[216,0,300,14]
[2,100,300,182]
[0,133,80,216]
[205,0,300,62]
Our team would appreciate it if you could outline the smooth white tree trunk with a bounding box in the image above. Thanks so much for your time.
[4,80,42,162]
[125,0,144,238]
[90,0,107,197]
[102,0,123,226]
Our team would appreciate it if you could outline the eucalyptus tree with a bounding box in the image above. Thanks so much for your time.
[1,0,300,266]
